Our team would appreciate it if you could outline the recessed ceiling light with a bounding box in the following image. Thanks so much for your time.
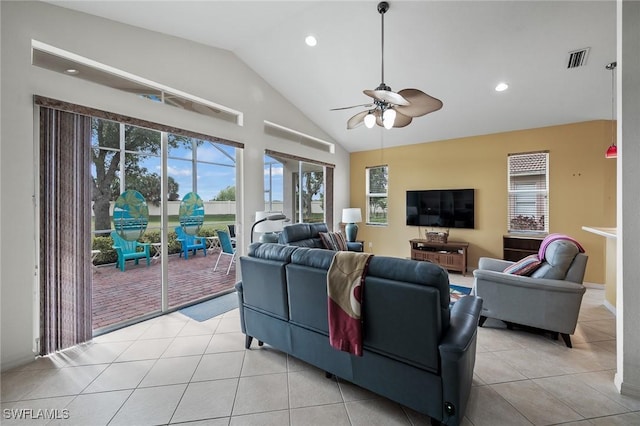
[305,35,317,47]
[495,82,509,92]
[65,68,79,75]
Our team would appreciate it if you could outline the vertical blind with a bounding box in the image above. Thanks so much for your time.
[39,107,93,355]
[507,152,549,232]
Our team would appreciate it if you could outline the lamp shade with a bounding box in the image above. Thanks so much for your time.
[254,211,285,233]
[364,113,376,128]
[342,208,362,224]
[383,109,396,129]
[605,144,617,159]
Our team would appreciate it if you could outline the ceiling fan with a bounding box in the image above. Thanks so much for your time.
[332,1,443,130]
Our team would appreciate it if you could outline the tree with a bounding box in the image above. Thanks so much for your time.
[368,166,388,220]
[110,173,180,206]
[92,118,190,233]
[295,172,324,219]
[214,185,235,201]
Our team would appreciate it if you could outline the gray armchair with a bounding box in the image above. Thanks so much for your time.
[473,239,588,347]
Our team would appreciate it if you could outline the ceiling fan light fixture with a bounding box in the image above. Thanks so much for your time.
[332,1,443,130]
[364,112,376,128]
[383,108,396,129]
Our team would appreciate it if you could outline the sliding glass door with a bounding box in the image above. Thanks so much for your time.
[264,151,333,226]
[91,118,237,332]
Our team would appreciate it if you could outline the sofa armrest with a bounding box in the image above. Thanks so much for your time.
[473,269,586,293]
[440,296,483,355]
[235,282,246,334]
[347,241,363,252]
[438,295,483,424]
[477,257,513,272]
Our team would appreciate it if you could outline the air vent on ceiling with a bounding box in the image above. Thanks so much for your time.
[566,48,590,68]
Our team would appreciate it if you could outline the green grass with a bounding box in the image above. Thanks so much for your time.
[146,214,236,229]
[93,214,236,231]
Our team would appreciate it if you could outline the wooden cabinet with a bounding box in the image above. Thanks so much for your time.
[503,234,545,261]
[409,239,469,276]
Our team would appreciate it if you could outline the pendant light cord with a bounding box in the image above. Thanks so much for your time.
[607,62,617,147]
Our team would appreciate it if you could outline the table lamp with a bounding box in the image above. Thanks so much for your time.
[342,208,362,242]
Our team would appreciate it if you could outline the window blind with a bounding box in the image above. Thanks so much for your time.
[507,152,548,232]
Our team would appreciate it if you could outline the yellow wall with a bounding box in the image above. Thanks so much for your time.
[349,121,616,283]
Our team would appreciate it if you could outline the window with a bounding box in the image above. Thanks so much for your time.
[507,152,548,232]
[366,165,388,225]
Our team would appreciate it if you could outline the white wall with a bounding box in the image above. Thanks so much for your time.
[616,0,640,397]
[0,1,350,370]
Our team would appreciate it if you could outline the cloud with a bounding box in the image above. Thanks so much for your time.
[167,164,192,177]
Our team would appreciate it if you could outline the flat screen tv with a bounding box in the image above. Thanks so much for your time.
[406,189,475,229]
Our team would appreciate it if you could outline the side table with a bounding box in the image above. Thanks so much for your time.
[205,236,220,253]
[151,242,162,263]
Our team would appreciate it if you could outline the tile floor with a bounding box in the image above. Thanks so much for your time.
[2,273,639,425]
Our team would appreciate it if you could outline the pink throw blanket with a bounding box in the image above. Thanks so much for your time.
[538,233,585,259]
[327,251,373,356]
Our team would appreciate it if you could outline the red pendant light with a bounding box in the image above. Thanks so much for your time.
[605,61,617,159]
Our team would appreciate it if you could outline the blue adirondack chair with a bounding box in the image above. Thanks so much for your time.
[110,231,151,272]
[175,226,207,259]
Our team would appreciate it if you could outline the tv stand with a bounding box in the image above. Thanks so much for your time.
[409,239,469,276]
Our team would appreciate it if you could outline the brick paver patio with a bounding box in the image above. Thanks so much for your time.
[92,247,236,331]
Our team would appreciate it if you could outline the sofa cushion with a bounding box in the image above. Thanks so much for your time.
[503,254,542,276]
[248,242,298,262]
[319,231,348,251]
[279,223,328,248]
[530,240,580,280]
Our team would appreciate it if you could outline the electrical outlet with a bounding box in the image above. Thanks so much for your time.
[369,242,373,248]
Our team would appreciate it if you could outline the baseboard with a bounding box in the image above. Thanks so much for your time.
[603,299,617,315]
[615,373,640,398]
[583,281,604,289]
[1,353,37,373]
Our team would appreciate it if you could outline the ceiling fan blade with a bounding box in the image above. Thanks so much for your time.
[392,111,413,128]
[347,110,369,129]
[395,89,443,117]
[363,89,410,106]
[330,103,374,111]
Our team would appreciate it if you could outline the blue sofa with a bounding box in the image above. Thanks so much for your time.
[278,222,363,252]
[235,243,483,426]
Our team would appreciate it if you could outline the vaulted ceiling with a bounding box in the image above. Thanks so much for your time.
[45,1,617,152]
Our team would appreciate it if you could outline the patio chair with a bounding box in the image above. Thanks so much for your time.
[175,226,207,259]
[214,230,236,275]
[110,230,151,272]
[227,224,237,247]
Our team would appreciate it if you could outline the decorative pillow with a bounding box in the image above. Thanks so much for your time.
[319,231,348,251]
[503,254,542,276]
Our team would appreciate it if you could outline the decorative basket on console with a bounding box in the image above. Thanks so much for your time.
[426,230,449,243]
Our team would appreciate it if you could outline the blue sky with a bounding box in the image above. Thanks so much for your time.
[92,131,284,203]
[142,145,284,202]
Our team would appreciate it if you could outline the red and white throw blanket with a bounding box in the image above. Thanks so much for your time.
[327,251,373,356]
[538,233,585,260]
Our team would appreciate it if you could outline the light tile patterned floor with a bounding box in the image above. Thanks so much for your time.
[2,274,639,425]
